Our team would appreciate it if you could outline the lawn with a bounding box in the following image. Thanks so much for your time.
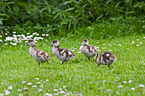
[0,33,145,96]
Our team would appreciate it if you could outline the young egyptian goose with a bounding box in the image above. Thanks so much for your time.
[96,51,117,69]
[80,39,99,60]
[25,39,51,65]
[50,40,76,64]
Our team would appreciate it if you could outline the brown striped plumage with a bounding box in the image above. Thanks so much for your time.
[26,39,51,65]
[50,40,76,64]
[96,51,117,69]
[80,39,99,59]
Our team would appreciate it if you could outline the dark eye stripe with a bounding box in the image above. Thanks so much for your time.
[83,39,88,42]
[52,40,58,44]
[53,41,57,43]
[28,39,34,43]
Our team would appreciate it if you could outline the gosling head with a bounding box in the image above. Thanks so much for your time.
[50,40,59,47]
[25,39,35,47]
[82,39,89,46]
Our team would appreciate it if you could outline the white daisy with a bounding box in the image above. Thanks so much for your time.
[59,88,62,90]
[17,89,22,91]
[45,93,52,96]
[128,80,132,83]
[60,91,65,93]
[19,94,23,96]
[22,81,26,83]
[103,80,106,82]
[27,82,32,85]
[53,89,58,91]
[131,88,135,90]
[38,89,43,92]
[46,79,49,81]
[24,87,28,90]
[107,89,111,91]
[42,34,45,36]
[5,90,10,95]
[36,82,41,84]
[123,81,127,83]
[46,34,49,36]
[35,78,39,80]
[8,86,12,90]
[118,85,123,88]
[139,84,144,87]
[54,93,58,95]
[63,86,67,88]
[32,85,37,87]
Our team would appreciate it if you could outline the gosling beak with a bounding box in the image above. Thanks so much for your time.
[50,44,53,46]
[81,43,85,45]
[25,43,29,46]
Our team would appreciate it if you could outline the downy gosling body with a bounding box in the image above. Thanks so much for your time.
[96,51,117,69]
[26,39,51,65]
[80,39,99,60]
[50,40,76,64]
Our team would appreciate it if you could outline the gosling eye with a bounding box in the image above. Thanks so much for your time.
[53,41,57,44]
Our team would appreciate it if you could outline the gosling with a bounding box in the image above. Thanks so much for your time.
[80,39,99,60]
[50,40,76,64]
[26,39,51,65]
[96,51,117,69]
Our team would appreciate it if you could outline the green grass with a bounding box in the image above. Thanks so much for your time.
[0,34,145,96]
